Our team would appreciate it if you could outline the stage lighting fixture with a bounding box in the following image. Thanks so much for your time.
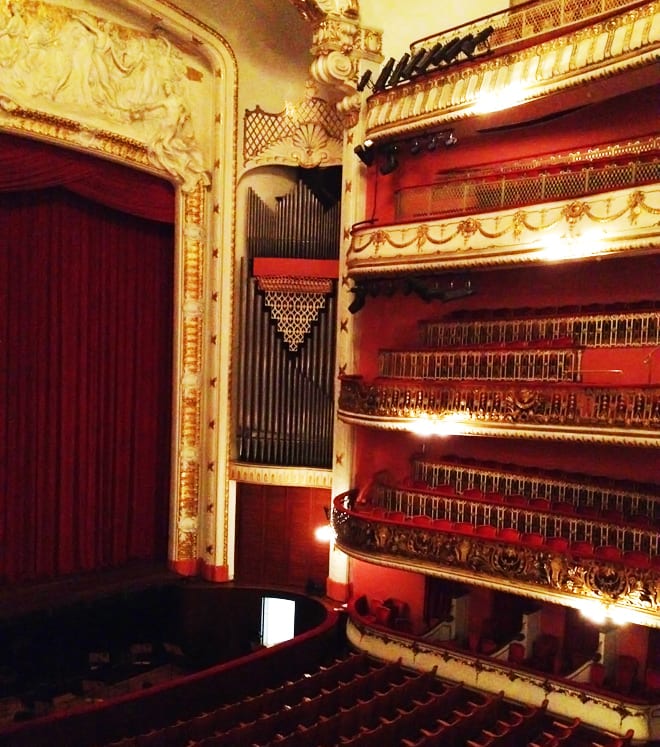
[373,57,395,92]
[445,131,458,147]
[402,48,427,79]
[426,135,438,152]
[459,32,482,58]
[410,138,423,155]
[388,53,410,87]
[442,36,465,64]
[429,40,452,66]
[379,144,399,175]
[416,43,442,73]
[354,139,375,167]
[463,25,494,57]
[348,286,367,314]
[356,69,373,92]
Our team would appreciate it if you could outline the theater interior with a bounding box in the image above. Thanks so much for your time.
[0,0,658,745]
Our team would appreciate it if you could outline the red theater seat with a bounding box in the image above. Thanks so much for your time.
[498,527,521,543]
[595,545,622,561]
[545,536,569,552]
[570,540,594,558]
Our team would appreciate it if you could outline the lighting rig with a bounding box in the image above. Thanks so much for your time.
[354,129,457,175]
[357,25,494,94]
[348,276,475,314]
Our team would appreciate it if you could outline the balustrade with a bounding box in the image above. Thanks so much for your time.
[420,308,660,350]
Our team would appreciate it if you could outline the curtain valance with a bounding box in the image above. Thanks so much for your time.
[0,133,174,223]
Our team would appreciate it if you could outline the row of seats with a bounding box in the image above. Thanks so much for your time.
[108,651,636,747]
[107,657,435,747]
[397,480,657,528]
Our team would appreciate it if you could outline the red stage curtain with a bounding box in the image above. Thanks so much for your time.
[0,135,174,584]
[0,133,174,223]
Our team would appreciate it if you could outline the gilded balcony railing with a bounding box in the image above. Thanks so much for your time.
[332,491,660,624]
[338,376,660,443]
[411,458,659,519]
[410,0,648,55]
[420,307,660,349]
[378,347,583,383]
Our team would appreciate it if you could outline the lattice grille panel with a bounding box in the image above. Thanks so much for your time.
[398,158,660,220]
[244,97,343,164]
[259,277,332,352]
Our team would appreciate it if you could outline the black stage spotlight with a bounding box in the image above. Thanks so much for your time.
[443,35,466,64]
[379,144,399,175]
[416,43,442,74]
[461,25,494,57]
[445,131,458,147]
[388,53,411,87]
[401,48,427,80]
[429,40,453,66]
[426,134,438,152]
[356,69,373,92]
[348,286,367,314]
[373,57,395,92]
[354,139,376,167]
[410,138,423,155]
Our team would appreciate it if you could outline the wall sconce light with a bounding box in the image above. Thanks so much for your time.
[315,505,335,543]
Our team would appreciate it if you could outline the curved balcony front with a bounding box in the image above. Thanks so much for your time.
[345,613,658,743]
[332,490,660,629]
[338,375,660,447]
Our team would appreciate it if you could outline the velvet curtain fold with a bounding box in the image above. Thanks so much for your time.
[0,133,175,223]
[0,134,174,584]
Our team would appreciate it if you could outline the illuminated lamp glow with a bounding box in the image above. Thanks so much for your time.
[577,599,630,626]
[577,599,608,625]
[409,412,468,437]
[608,605,631,627]
[536,228,606,262]
[472,84,526,114]
[315,524,336,543]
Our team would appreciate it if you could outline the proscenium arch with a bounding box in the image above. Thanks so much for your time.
[0,0,238,579]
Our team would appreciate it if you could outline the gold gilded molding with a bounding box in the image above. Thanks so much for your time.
[310,13,382,94]
[229,461,333,489]
[363,1,659,142]
[338,377,660,447]
[334,509,660,626]
[0,1,210,191]
[243,86,343,169]
[347,187,660,274]
[0,1,239,573]
[345,619,655,741]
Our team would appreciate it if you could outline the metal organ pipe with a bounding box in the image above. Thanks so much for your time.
[238,183,339,466]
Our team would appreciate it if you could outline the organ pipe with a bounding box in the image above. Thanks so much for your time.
[237,177,339,467]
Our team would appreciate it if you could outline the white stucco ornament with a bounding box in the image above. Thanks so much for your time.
[0,2,209,191]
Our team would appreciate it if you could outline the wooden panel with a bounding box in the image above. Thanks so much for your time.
[235,484,331,590]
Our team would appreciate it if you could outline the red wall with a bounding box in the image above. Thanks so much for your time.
[350,558,426,632]
[364,86,659,224]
